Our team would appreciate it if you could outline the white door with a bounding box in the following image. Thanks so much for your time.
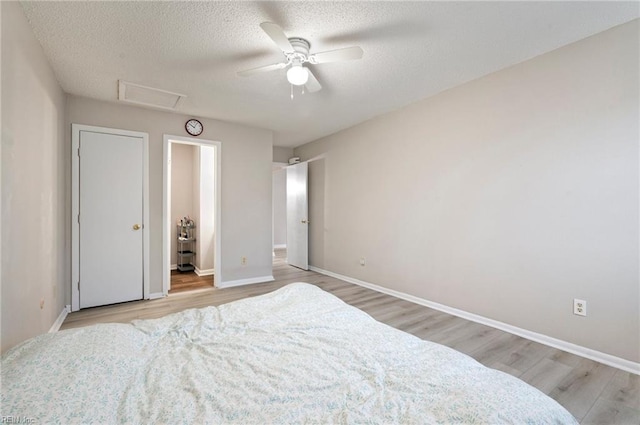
[286,162,308,270]
[79,130,144,308]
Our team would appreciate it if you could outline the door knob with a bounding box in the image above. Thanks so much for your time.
[301,219,309,224]
[133,224,141,230]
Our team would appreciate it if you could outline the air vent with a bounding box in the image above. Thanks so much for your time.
[118,80,186,110]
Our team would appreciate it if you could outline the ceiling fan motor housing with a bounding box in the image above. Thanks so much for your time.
[287,38,311,63]
[289,38,310,55]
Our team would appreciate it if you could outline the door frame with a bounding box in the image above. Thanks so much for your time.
[162,134,222,295]
[71,124,150,312]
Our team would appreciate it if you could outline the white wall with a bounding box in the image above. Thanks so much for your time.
[197,146,215,272]
[190,145,200,269]
[67,95,274,291]
[1,2,68,352]
[170,143,196,266]
[272,167,287,247]
[183,145,215,274]
[294,21,639,363]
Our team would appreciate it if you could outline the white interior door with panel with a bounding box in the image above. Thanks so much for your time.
[72,125,149,310]
[286,161,309,270]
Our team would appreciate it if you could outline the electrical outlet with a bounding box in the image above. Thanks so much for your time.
[573,299,587,316]
[241,256,247,266]
[359,257,366,266]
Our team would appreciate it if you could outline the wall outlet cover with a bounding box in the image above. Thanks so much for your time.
[573,299,587,316]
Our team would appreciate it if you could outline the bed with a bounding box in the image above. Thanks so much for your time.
[2,283,576,424]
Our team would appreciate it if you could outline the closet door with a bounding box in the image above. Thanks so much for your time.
[78,130,144,308]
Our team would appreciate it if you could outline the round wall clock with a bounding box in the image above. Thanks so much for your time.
[185,119,203,136]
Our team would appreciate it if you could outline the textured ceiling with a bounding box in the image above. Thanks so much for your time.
[20,1,639,147]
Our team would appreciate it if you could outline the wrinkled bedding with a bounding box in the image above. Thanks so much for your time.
[2,283,576,424]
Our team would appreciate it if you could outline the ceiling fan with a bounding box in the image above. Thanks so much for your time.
[237,22,364,94]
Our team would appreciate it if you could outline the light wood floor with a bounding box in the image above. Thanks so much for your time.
[169,270,213,294]
[61,249,639,424]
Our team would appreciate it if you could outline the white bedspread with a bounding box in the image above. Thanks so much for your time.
[2,283,576,424]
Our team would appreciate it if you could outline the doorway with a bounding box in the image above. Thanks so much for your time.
[162,135,221,295]
[272,161,309,270]
[286,161,309,270]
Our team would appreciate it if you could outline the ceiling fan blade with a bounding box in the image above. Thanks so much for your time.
[260,22,294,53]
[305,68,322,93]
[237,62,287,77]
[310,46,363,64]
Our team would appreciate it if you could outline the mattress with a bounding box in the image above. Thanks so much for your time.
[2,282,577,424]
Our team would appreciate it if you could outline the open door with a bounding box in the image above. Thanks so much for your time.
[286,162,308,270]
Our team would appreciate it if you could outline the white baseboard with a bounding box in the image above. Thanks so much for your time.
[171,264,213,276]
[217,275,274,289]
[49,305,71,333]
[195,267,215,277]
[149,292,165,300]
[309,266,640,375]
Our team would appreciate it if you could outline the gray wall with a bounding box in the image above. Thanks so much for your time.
[1,2,68,352]
[295,21,639,363]
[273,146,293,163]
[66,95,274,291]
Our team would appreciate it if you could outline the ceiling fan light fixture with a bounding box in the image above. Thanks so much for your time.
[287,65,309,86]
[237,22,363,93]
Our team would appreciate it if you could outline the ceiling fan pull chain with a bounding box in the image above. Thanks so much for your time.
[290,84,294,100]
